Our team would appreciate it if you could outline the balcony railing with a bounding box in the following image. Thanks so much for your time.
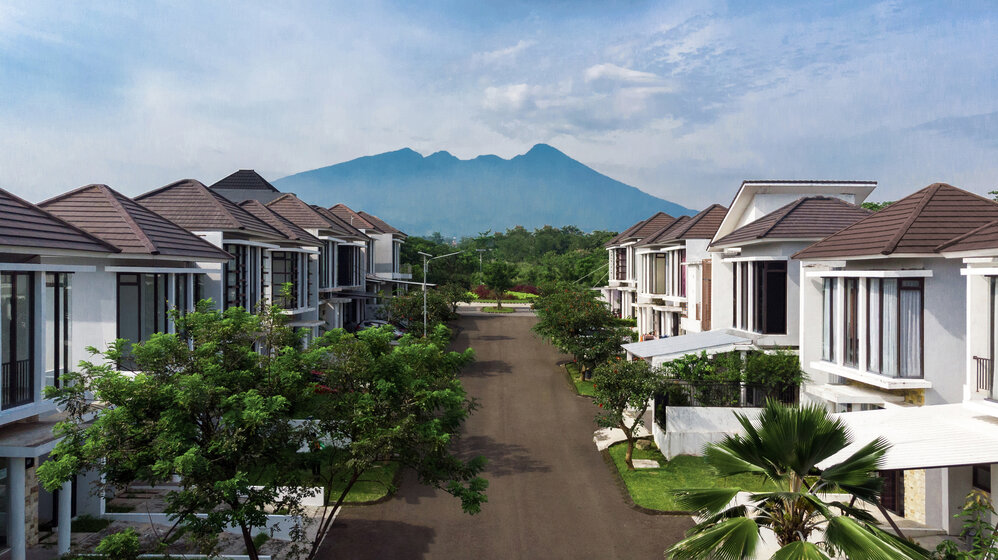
[975,355,993,393]
[654,380,799,431]
[1,358,34,409]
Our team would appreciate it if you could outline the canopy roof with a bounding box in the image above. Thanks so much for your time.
[623,330,752,361]
[818,403,998,471]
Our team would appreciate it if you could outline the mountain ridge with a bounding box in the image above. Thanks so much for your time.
[273,144,693,237]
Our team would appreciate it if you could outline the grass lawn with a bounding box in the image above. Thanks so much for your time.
[254,455,401,504]
[607,443,776,511]
[565,362,596,397]
[481,306,516,313]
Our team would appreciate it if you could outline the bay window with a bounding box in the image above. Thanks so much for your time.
[733,261,787,335]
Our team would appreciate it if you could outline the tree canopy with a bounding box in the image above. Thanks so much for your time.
[532,284,631,374]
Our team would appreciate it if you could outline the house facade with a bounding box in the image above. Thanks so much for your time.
[0,185,230,559]
[602,212,675,320]
[796,183,998,534]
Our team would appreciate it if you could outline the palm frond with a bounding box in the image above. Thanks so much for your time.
[666,517,760,560]
[817,438,889,502]
[824,516,931,560]
[673,488,743,517]
[770,541,831,560]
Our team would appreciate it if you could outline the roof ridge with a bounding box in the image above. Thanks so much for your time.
[102,186,159,254]
[881,184,942,255]
[0,188,120,253]
[673,204,721,238]
[758,197,811,239]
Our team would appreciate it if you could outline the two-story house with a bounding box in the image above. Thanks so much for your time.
[796,183,998,534]
[0,185,230,559]
[602,212,675,320]
[633,205,728,339]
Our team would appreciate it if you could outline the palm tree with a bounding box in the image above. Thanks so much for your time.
[666,400,929,560]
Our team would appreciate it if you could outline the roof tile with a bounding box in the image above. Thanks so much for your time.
[135,179,284,239]
[0,188,117,253]
[713,197,870,248]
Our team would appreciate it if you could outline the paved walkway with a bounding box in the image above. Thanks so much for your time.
[322,311,691,559]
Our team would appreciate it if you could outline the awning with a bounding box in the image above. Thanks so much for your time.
[289,320,325,328]
[0,411,73,457]
[623,330,752,361]
[333,291,379,299]
[817,403,998,470]
[805,383,906,406]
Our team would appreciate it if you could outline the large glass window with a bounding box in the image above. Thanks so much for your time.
[867,278,880,373]
[272,252,300,309]
[2,272,34,409]
[223,244,248,310]
[117,273,168,346]
[45,273,71,389]
[735,261,787,334]
[844,278,859,367]
[653,254,666,294]
[337,246,355,287]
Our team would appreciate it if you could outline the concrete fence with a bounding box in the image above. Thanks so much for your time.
[652,405,762,459]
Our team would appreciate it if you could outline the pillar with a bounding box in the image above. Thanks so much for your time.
[58,479,72,554]
[9,457,25,560]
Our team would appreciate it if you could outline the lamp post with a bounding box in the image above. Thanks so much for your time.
[419,250,463,336]
[476,248,487,273]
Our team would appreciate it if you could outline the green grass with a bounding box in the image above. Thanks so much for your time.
[251,454,401,505]
[72,514,112,533]
[481,306,515,313]
[105,503,136,513]
[607,443,776,511]
[565,362,596,397]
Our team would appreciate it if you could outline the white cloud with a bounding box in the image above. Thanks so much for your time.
[472,39,535,66]
[584,63,662,84]
[482,84,533,111]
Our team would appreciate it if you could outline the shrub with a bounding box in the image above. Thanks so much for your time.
[743,350,806,387]
[96,528,140,560]
[512,284,540,295]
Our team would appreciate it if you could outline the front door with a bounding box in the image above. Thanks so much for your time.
[879,470,905,517]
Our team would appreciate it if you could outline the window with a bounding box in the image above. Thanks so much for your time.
[973,464,992,492]
[272,251,300,309]
[678,249,687,298]
[45,273,71,389]
[823,278,835,362]
[824,276,923,378]
[2,272,34,409]
[844,278,859,367]
[734,261,787,334]
[223,244,263,311]
[653,254,666,293]
[615,249,627,281]
[117,273,168,346]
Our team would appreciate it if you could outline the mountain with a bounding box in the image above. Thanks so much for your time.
[273,144,693,237]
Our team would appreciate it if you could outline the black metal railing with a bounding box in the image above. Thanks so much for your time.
[654,381,799,432]
[974,356,993,393]
[1,358,34,409]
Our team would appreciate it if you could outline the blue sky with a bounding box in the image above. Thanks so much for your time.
[1,1,996,208]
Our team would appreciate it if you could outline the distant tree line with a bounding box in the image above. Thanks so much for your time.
[402,225,616,290]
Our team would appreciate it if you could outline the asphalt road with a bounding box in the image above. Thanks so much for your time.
[323,311,692,559]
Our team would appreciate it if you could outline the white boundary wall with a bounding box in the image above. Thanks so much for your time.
[653,405,762,459]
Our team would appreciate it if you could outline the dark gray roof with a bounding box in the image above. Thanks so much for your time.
[210,169,281,192]
[0,188,117,253]
[239,200,322,245]
[712,197,870,248]
[40,184,232,260]
[135,179,284,239]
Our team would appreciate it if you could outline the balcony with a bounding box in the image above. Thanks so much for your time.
[809,360,932,390]
[975,355,993,394]
[374,263,412,280]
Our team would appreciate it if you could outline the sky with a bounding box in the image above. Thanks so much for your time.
[1,0,997,209]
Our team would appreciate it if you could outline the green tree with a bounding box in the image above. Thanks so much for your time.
[301,324,487,559]
[532,285,631,375]
[932,489,998,559]
[38,301,310,560]
[483,260,517,309]
[591,359,665,469]
[381,289,451,336]
[862,201,895,212]
[438,283,472,315]
[666,400,928,560]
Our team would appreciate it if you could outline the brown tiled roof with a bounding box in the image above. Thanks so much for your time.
[312,206,369,240]
[666,204,728,240]
[266,193,361,241]
[209,169,281,193]
[0,188,117,253]
[135,179,283,239]
[329,204,375,230]
[794,183,998,259]
[713,197,870,248]
[239,200,321,245]
[39,185,232,260]
[605,212,675,246]
[639,216,690,246]
[358,211,404,236]
[936,218,998,253]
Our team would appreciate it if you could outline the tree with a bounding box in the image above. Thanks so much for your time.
[666,400,929,560]
[300,324,487,558]
[862,201,895,212]
[532,284,631,375]
[381,288,451,336]
[438,283,472,316]
[591,359,665,469]
[483,260,517,309]
[38,301,311,560]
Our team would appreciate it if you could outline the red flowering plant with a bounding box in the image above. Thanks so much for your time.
[591,358,666,470]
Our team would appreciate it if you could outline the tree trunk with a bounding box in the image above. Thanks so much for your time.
[623,427,635,470]
[496,291,502,309]
[239,522,260,560]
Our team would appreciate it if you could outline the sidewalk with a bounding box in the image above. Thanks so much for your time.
[593,408,653,451]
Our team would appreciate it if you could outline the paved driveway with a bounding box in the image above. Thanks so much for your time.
[323,312,692,559]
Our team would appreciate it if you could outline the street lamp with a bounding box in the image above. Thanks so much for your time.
[476,248,488,273]
[419,250,464,337]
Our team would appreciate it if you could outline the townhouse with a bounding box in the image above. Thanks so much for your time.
[796,183,998,534]
[633,204,727,339]
[135,179,324,339]
[623,181,875,366]
[602,212,675,319]
[329,204,413,310]
[0,185,230,559]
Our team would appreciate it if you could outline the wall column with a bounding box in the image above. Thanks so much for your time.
[58,479,72,554]
[9,457,26,560]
